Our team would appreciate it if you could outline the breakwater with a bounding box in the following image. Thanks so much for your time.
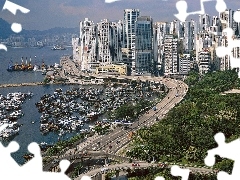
[0,82,44,88]
[0,75,164,89]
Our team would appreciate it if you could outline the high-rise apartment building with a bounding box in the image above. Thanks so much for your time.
[199,14,211,32]
[183,20,197,51]
[178,53,191,75]
[219,9,237,33]
[78,18,97,72]
[209,16,222,35]
[135,16,153,73]
[163,34,178,75]
[72,37,80,65]
[169,20,184,38]
[123,9,140,72]
[234,9,240,35]
[97,19,122,66]
[153,22,166,75]
[198,50,211,74]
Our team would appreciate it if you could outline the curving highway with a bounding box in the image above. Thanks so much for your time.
[74,76,190,179]
[43,76,190,177]
[78,76,188,154]
[76,162,216,179]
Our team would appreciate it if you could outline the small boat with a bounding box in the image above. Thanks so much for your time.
[42,70,46,75]
[51,45,66,50]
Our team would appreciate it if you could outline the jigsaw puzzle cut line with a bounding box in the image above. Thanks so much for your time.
[175,0,227,22]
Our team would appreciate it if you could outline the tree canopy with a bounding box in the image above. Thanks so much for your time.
[127,69,240,178]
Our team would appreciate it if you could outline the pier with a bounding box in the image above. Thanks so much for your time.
[0,82,45,88]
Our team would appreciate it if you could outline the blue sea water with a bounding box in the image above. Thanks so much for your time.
[0,47,82,165]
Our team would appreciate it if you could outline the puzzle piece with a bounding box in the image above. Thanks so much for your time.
[0,141,20,178]
[2,0,30,15]
[20,142,43,174]
[105,0,120,3]
[204,132,240,179]
[81,176,92,180]
[155,177,165,180]
[2,0,30,33]
[171,165,190,180]
[215,26,240,77]
[155,165,190,180]
[20,142,71,180]
[0,0,30,51]
[21,159,71,180]
[175,0,226,22]
[0,139,71,179]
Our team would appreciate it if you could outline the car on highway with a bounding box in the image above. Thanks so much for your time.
[132,163,140,167]
[158,163,168,168]
[101,167,109,174]
[52,159,59,164]
[92,147,97,151]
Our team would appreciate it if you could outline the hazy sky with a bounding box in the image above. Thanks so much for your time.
[1,0,239,30]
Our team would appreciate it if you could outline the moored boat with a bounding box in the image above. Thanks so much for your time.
[7,57,34,72]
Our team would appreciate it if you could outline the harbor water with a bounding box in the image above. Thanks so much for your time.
[0,47,78,165]
[0,47,159,166]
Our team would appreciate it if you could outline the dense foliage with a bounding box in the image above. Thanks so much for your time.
[127,167,217,180]
[113,99,154,120]
[127,69,240,178]
[71,163,83,178]
[46,133,84,156]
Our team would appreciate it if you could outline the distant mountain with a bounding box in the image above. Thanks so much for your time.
[21,27,79,37]
[0,18,79,39]
[0,18,14,39]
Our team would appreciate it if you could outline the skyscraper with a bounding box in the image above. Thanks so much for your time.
[79,18,97,72]
[183,20,197,51]
[199,14,211,32]
[135,16,153,73]
[219,9,237,33]
[97,19,122,66]
[123,9,140,72]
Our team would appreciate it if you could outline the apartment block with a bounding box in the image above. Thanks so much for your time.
[163,35,178,75]
[219,9,237,33]
[79,18,98,72]
[199,14,211,32]
[198,50,211,74]
[72,37,81,65]
[123,9,140,71]
[97,19,122,67]
[178,53,191,75]
[183,20,197,51]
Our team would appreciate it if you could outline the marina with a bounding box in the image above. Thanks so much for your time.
[35,81,160,135]
[0,92,33,139]
[0,47,73,164]
[0,80,163,165]
[0,47,166,166]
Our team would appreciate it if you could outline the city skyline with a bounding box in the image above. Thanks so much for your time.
[1,0,239,30]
